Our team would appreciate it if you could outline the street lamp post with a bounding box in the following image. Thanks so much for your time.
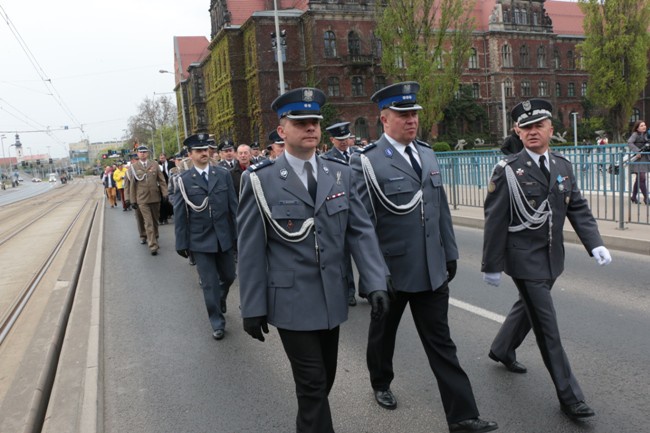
[572,112,579,146]
[159,69,189,140]
[1,134,6,176]
[273,0,286,95]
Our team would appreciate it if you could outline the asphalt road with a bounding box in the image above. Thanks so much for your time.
[102,205,650,433]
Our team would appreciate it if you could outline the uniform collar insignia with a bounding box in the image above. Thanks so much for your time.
[385,148,393,158]
[526,161,532,167]
[280,168,288,179]
[323,166,329,174]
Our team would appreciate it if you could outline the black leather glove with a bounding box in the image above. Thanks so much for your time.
[386,277,397,301]
[176,249,189,258]
[446,260,457,283]
[243,316,269,342]
[131,203,139,210]
[368,290,390,322]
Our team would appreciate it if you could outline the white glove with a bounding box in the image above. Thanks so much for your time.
[483,272,502,287]
[591,246,612,266]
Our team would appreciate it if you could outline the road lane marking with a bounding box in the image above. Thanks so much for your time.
[450,298,506,324]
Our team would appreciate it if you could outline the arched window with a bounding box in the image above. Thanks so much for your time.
[372,33,382,58]
[537,46,546,68]
[348,31,361,57]
[567,50,575,69]
[354,118,368,140]
[538,81,548,97]
[324,31,337,58]
[521,80,531,97]
[472,83,480,99]
[351,76,364,97]
[630,108,641,123]
[374,75,386,92]
[468,48,478,69]
[327,77,340,97]
[555,82,561,97]
[502,44,513,68]
[519,45,529,68]
[568,82,575,97]
[581,81,587,97]
[504,78,513,97]
[553,48,560,69]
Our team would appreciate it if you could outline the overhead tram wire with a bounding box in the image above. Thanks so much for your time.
[0,5,84,132]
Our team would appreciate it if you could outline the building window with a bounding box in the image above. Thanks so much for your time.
[327,77,340,97]
[472,83,480,99]
[537,46,546,68]
[468,48,478,69]
[502,44,512,68]
[374,75,386,92]
[352,76,364,97]
[372,33,382,58]
[514,8,521,24]
[568,82,575,97]
[567,50,575,69]
[519,45,529,68]
[395,47,405,68]
[553,48,560,69]
[521,80,531,97]
[538,81,548,97]
[324,31,337,58]
[581,81,587,97]
[348,31,361,57]
[504,78,513,97]
[630,108,641,123]
[354,118,368,139]
[555,82,561,97]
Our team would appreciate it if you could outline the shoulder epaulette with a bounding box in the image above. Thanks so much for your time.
[247,158,274,172]
[319,154,347,165]
[360,142,377,153]
[551,150,569,162]
[414,139,430,148]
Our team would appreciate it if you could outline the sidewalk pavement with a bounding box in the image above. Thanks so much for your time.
[450,205,650,256]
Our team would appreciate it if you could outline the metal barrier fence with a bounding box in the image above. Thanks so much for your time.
[437,144,650,226]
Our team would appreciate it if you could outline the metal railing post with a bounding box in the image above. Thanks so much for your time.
[618,151,626,230]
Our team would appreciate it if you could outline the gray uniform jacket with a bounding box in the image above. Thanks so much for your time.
[481,150,603,279]
[350,135,458,293]
[174,166,238,253]
[325,147,349,163]
[237,153,387,331]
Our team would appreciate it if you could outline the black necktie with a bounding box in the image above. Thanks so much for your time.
[305,161,317,202]
[539,155,550,182]
[404,146,422,178]
[343,151,349,162]
[201,171,208,186]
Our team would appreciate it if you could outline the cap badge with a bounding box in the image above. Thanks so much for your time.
[280,168,288,179]
[303,89,314,102]
[403,83,411,93]
[522,100,532,111]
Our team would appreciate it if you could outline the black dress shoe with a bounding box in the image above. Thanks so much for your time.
[449,418,498,433]
[212,329,225,340]
[374,389,397,410]
[561,401,595,419]
[139,238,146,244]
[348,296,357,306]
[488,351,527,373]
[150,249,158,256]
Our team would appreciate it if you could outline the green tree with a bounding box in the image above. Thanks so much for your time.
[578,0,650,141]
[438,85,488,145]
[125,95,178,157]
[374,0,476,140]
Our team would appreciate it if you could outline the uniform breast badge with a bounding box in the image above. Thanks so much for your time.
[516,168,524,176]
[557,174,566,192]
[280,168,288,179]
[336,171,341,185]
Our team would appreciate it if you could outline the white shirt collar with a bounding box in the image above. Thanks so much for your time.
[525,148,549,167]
[384,133,417,157]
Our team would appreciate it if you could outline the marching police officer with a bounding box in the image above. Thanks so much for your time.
[482,99,612,420]
[325,121,357,306]
[174,134,238,340]
[351,82,497,433]
[218,139,236,169]
[237,87,390,433]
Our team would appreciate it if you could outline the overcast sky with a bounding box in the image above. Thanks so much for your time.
[0,0,209,158]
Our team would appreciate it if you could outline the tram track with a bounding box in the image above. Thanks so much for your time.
[0,179,101,433]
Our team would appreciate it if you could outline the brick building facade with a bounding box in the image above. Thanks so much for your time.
[170,0,647,146]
